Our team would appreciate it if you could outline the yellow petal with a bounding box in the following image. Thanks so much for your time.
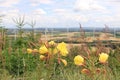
[40,55,45,60]
[39,45,48,54]
[57,42,68,56]
[60,49,68,56]
[57,42,67,49]
[74,55,84,66]
[33,49,38,53]
[48,48,58,55]
[61,59,67,66]
[53,48,58,54]
[49,41,55,45]
[27,48,32,54]
[99,53,109,63]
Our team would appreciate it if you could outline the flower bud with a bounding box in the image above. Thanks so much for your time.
[40,55,45,60]
[27,48,32,54]
[81,68,90,75]
[61,59,67,66]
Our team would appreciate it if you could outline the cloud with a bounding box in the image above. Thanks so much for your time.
[51,8,90,27]
[32,9,47,15]
[1,9,20,18]
[54,9,67,13]
[30,3,38,7]
[0,0,20,7]
[53,8,69,15]
[30,0,54,6]
[2,9,20,24]
[74,0,106,12]
[105,0,120,2]
[0,8,28,27]
[24,14,59,28]
[1,0,120,28]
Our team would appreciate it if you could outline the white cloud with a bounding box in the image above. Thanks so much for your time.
[30,0,54,6]
[54,9,67,13]
[25,14,59,28]
[1,9,22,26]
[74,0,106,12]
[53,8,89,22]
[1,0,120,28]
[104,0,120,2]
[74,0,90,11]
[30,3,38,7]
[1,8,48,28]
[1,9,20,18]
[91,4,105,11]
[27,7,90,28]
[94,15,113,23]
[53,8,69,15]
[32,9,47,15]
[0,0,19,7]
[74,15,89,22]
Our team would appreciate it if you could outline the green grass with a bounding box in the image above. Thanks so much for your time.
[0,27,120,80]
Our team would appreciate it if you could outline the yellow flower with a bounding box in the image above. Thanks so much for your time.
[49,41,55,46]
[57,42,68,56]
[53,48,58,54]
[33,49,38,53]
[61,59,67,66]
[27,48,32,54]
[40,55,45,60]
[48,48,58,55]
[74,55,84,66]
[99,53,109,63]
[39,45,48,54]
[59,48,68,56]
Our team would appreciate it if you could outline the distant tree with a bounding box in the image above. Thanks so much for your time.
[12,15,26,38]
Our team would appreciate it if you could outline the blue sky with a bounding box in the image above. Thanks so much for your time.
[0,0,120,28]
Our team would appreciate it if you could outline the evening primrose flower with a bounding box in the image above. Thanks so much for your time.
[39,45,48,54]
[53,48,58,54]
[48,48,58,55]
[27,48,32,54]
[33,49,38,53]
[40,55,45,60]
[61,59,67,66]
[49,41,55,46]
[99,53,109,63]
[74,55,84,66]
[57,42,68,56]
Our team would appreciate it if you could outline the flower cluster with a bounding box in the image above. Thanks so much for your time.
[27,41,68,66]
[74,47,109,75]
[27,41,110,77]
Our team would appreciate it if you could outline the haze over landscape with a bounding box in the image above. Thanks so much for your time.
[0,0,120,28]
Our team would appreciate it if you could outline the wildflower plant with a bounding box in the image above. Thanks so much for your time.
[27,41,68,79]
[37,41,68,66]
[73,45,110,79]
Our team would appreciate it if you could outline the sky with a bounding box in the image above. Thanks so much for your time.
[0,0,120,28]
